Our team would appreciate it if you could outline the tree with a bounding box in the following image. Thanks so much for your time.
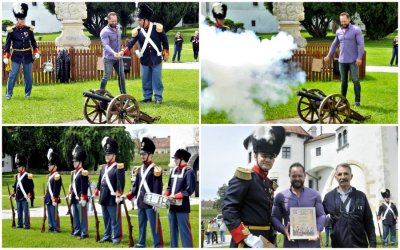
[213,183,228,211]
[2,20,14,32]
[355,2,398,40]
[183,3,199,24]
[146,2,193,33]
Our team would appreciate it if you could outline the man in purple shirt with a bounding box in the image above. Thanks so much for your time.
[99,12,126,94]
[272,162,325,248]
[324,12,364,107]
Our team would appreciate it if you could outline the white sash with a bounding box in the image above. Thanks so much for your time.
[171,167,186,195]
[138,163,154,197]
[17,172,28,199]
[382,202,395,220]
[101,163,117,196]
[72,168,83,200]
[47,172,57,199]
[136,22,161,58]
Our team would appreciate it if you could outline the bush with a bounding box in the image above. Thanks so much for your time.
[2,20,14,32]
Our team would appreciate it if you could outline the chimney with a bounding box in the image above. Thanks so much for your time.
[308,126,317,137]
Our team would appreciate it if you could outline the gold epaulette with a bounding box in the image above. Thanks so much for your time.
[28,25,35,32]
[271,180,279,191]
[28,173,33,180]
[155,23,163,33]
[117,163,124,169]
[154,165,162,177]
[6,26,15,33]
[234,167,252,180]
[54,173,61,181]
[14,174,17,181]
[132,26,140,37]
[82,170,89,176]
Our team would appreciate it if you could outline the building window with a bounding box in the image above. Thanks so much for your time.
[31,20,35,26]
[316,147,321,156]
[251,20,256,27]
[308,180,314,189]
[32,2,37,6]
[253,2,258,6]
[282,147,291,159]
[343,130,348,145]
[248,152,252,163]
[338,133,342,148]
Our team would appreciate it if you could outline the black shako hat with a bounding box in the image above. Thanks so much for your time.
[102,137,119,154]
[140,137,156,154]
[381,188,391,198]
[137,3,153,20]
[14,154,27,169]
[243,126,286,157]
[172,149,191,162]
[13,3,29,19]
[72,144,87,162]
[212,2,227,20]
[47,148,61,166]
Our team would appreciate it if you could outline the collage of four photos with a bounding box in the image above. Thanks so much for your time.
[1,1,399,248]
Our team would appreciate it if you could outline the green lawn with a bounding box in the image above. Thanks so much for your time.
[3,173,171,210]
[2,204,199,248]
[202,72,397,124]
[258,31,397,66]
[2,69,199,124]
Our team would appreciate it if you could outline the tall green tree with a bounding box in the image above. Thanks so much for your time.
[213,183,228,211]
[147,2,193,33]
[183,2,199,24]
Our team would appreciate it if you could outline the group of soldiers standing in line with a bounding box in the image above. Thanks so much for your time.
[10,136,196,248]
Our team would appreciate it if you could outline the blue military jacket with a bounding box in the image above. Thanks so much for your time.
[13,171,34,201]
[96,162,125,206]
[3,25,38,64]
[44,171,62,204]
[166,166,196,213]
[125,22,169,67]
[69,167,89,204]
[131,162,163,209]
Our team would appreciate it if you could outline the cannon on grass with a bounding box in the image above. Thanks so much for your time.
[82,89,160,124]
[296,88,369,124]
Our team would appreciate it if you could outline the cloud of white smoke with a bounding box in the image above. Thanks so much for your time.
[201,22,306,123]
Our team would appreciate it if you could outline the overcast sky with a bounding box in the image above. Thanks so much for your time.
[126,125,170,138]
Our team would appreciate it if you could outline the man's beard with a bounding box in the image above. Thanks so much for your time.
[291,180,304,189]
[341,24,349,29]
[110,23,117,28]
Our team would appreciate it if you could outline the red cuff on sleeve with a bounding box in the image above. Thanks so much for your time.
[123,47,129,55]
[174,192,183,199]
[94,188,99,196]
[53,197,59,203]
[4,52,10,58]
[230,223,248,244]
[81,194,88,200]
[33,48,39,53]
[163,191,170,196]
[163,49,169,54]
[127,192,134,201]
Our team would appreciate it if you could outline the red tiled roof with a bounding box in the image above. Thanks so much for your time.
[283,126,312,138]
[306,133,335,143]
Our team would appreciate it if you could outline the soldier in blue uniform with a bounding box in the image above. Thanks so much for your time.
[120,3,169,104]
[165,149,196,247]
[222,126,286,248]
[70,144,89,239]
[95,137,125,244]
[11,154,34,229]
[45,149,62,232]
[3,3,40,100]
[123,137,164,248]
[378,189,398,246]
[212,3,229,31]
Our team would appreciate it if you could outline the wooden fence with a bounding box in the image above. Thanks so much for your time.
[2,41,140,85]
[292,42,366,81]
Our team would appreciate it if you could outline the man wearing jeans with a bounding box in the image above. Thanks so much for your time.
[324,12,364,107]
[121,3,169,104]
[3,3,40,100]
[99,12,126,94]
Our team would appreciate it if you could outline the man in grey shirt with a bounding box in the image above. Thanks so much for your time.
[99,12,126,94]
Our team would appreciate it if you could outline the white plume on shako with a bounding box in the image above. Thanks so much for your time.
[201,21,306,123]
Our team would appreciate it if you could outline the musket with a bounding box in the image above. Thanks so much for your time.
[88,180,100,242]
[61,182,74,235]
[376,212,383,246]
[7,184,16,228]
[41,183,47,233]
[122,198,134,247]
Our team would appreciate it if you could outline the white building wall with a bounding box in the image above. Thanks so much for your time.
[201,2,278,33]
[2,154,12,173]
[169,126,199,168]
[2,2,61,33]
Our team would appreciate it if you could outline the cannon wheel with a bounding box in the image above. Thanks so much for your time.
[83,89,113,124]
[297,88,325,124]
[318,94,351,124]
[106,94,140,124]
